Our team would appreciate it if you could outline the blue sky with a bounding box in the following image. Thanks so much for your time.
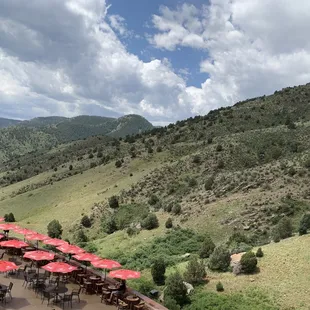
[0,0,310,124]
[108,0,208,87]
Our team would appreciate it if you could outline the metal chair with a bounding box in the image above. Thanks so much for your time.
[41,291,56,306]
[5,282,13,301]
[60,294,72,309]
[71,286,81,303]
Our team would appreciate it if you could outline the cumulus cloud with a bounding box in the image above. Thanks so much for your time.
[1,0,310,123]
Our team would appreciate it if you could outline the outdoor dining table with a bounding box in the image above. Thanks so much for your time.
[0,285,7,293]
[108,285,119,291]
[46,285,68,303]
[126,295,140,310]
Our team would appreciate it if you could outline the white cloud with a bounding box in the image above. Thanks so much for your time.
[150,0,310,115]
[108,14,131,37]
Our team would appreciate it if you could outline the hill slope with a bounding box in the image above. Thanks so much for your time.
[0,117,22,128]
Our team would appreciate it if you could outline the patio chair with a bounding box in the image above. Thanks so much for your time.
[5,282,13,301]
[118,299,129,310]
[16,265,27,278]
[0,291,6,304]
[0,252,5,260]
[60,294,73,309]
[23,274,34,288]
[100,289,111,304]
[71,287,81,303]
[134,301,146,310]
[41,291,56,306]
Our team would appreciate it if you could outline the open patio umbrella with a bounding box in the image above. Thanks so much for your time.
[92,259,121,279]
[24,250,55,274]
[0,218,4,222]
[109,269,141,280]
[0,240,29,248]
[14,228,37,235]
[42,262,77,274]
[26,233,50,248]
[42,238,68,247]
[0,224,19,232]
[0,234,5,241]
[72,253,101,262]
[0,261,18,273]
[56,244,85,255]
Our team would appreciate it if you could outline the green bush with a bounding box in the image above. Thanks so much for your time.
[115,204,149,230]
[188,178,198,187]
[199,236,215,258]
[216,144,223,152]
[165,272,188,306]
[47,220,62,238]
[115,160,122,168]
[256,248,264,258]
[299,213,310,235]
[165,218,173,229]
[164,297,181,310]
[108,196,119,209]
[172,204,182,215]
[240,251,257,274]
[148,194,159,206]
[104,217,118,234]
[204,177,214,191]
[192,155,201,164]
[130,278,153,297]
[208,246,231,272]
[151,258,166,285]
[184,256,206,285]
[272,216,293,241]
[4,213,15,222]
[81,215,92,228]
[141,214,159,230]
[75,229,88,244]
[216,281,224,292]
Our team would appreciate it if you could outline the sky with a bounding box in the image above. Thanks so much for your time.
[1,1,310,125]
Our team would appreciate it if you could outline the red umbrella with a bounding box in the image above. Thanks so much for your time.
[0,234,5,240]
[73,253,101,262]
[109,269,141,280]
[0,261,18,272]
[25,233,50,241]
[92,259,121,269]
[0,224,19,230]
[43,238,68,247]
[56,244,85,255]
[0,218,4,222]
[0,240,29,248]
[42,262,77,274]
[24,250,55,261]
[14,228,37,235]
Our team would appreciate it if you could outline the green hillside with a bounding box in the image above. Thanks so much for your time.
[1,83,310,309]
[0,117,22,128]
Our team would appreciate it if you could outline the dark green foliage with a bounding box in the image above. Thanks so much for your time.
[216,144,223,152]
[217,159,225,169]
[4,213,15,222]
[303,157,310,169]
[299,213,310,235]
[199,236,215,258]
[148,194,159,206]
[256,248,264,258]
[115,160,122,168]
[141,214,159,230]
[188,178,198,187]
[47,220,63,238]
[151,258,166,285]
[88,153,94,159]
[165,272,188,306]
[240,251,258,274]
[172,203,181,215]
[164,297,181,310]
[104,217,118,234]
[90,162,97,168]
[130,278,153,297]
[272,216,293,241]
[156,146,162,152]
[216,281,224,292]
[192,155,201,164]
[165,218,173,229]
[147,146,153,154]
[69,164,73,170]
[184,256,206,285]
[75,229,88,244]
[208,246,231,272]
[81,215,92,228]
[126,227,139,237]
[204,177,214,191]
[108,196,119,209]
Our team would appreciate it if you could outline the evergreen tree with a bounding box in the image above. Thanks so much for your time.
[199,236,215,258]
[184,256,206,285]
[151,258,166,285]
[47,220,63,238]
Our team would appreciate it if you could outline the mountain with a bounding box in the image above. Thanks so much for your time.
[0,117,22,128]
[0,114,153,161]
[2,83,310,309]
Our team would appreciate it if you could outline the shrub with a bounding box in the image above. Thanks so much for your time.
[207,137,213,144]
[130,278,153,297]
[104,217,118,234]
[47,220,63,238]
[90,162,97,169]
[272,216,293,241]
[164,202,173,213]
[75,229,88,244]
[115,160,122,168]
[217,159,225,169]
[126,227,139,237]
[188,178,198,187]
[303,157,310,169]
[81,215,92,228]
[151,258,166,285]
[216,281,224,292]
[165,272,188,306]
[148,194,159,206]
[208,246,231,272]
[164,297,181,310]
[299,213,310,235]
[165,218,173,229]
[156,146,163,152]
[184,256,206,285]
[108,196,119,209]
[141,214,159,230]
[69,164,73,171]
[216,144,223,152]
[240,251,257,274]
[256,248,264,258]
[199,236,215,258]
[172,204,182,215]
[204,177,214,191]
[192,155,201,164]
[147,146,153,154]
[89,153,94,159]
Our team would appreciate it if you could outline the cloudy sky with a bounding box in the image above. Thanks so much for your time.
[1,0,310,125]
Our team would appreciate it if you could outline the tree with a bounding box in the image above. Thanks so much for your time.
[75,229,88,244]
[151,258,166,285]
[192,155,201,164]
[240,251,257,274]
[299,213,310,235]
[47,220,63,238]
[69,164,73,171]
[115,160,122,168]
[172,204,181,215]
[4,213,15,222]
[216,281,224,292]
[81,215,92,228]
[204,177,214,191]
[184,256,206,285]
[141,214,159,230]
[148,194,159,206]
[165,272,188,306]
[208,246,231,272]
[199,236,215,258]
[256,247,264,258]
[105,217,118,234]
[164,297,181,310]
[108,196,119,209]
[165,218,173,229]
[272,216,293,241]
